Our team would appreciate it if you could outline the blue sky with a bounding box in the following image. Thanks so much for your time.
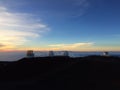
[0,0,120,51]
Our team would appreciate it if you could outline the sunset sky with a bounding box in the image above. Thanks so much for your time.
[0,0,120,51]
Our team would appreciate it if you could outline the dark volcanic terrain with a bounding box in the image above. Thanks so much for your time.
[0,56,120,90]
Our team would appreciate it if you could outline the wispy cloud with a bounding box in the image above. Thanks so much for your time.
[0,6,49,49]
[49,42,94,50]
[32,0,91,18]
[72,0,90,17]
[0,43,5,47]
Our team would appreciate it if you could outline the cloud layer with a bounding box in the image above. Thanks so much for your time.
[0,44,5,47]
[0,6,49,50]
[49,42,94,50]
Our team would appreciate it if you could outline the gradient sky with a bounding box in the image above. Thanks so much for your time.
[0,0,120,51]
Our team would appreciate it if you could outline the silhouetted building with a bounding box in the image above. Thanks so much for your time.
[49,51,54,57]
[63,51,69,56]
[26,50,34,58]
[103,52,109,56]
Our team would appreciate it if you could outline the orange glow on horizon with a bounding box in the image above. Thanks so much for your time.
[1,45,120,52]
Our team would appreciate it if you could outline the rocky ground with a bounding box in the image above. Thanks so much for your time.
[0,56,120,90]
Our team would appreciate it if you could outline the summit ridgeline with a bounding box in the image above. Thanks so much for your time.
[0,55,120,89]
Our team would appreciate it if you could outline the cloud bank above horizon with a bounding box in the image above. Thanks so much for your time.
[49,42,94,50]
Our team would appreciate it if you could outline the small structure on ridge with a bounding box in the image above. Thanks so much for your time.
[63,51,69,56]
[103,52,109,56]
[49,51,54,57]
[26,50,34,58]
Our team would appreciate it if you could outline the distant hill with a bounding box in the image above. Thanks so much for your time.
[0,56,120,90]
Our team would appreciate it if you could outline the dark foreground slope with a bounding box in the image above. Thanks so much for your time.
[0,56,120,90]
